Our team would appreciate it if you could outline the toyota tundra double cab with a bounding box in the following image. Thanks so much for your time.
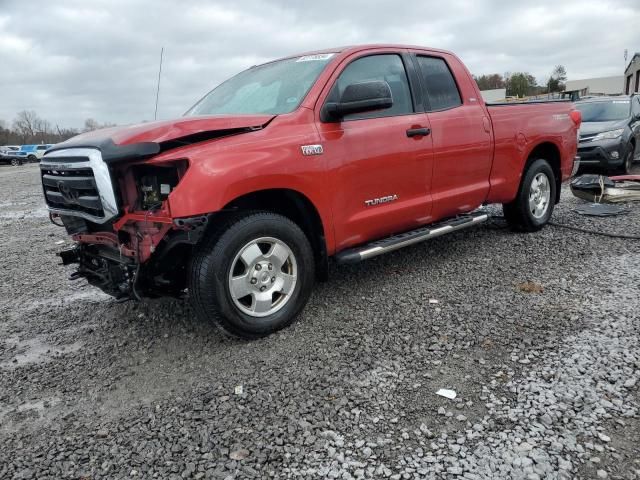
[41,45,581,338]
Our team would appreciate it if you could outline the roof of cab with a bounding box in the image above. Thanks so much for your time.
[257,44,456,66]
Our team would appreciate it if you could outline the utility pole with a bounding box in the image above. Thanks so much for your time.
[154,47,164,121]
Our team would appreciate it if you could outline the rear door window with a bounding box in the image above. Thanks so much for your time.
[415,56,462,111]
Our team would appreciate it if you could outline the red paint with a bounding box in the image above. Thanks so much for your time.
[70,115,276,146]
[65,45,579,260]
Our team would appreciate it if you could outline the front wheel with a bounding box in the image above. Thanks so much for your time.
[190,212,315,339]
[10,158,21,166]
[27,155,37,162]
[619,142,636,175]
[503,158,556,232]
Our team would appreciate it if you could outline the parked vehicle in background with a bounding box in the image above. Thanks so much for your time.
[1,145,20,152]
[41,44,581,339]
[575,95,640,174]
[19,144,53,162]
[0,149,23,166]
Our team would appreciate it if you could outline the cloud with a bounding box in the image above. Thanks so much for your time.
[0,0,637,128]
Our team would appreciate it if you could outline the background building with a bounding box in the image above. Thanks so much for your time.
[565,76,624,97]
[480,88,507,102]
[625,52,640,94]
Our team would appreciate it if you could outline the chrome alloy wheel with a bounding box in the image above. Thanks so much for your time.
[228,237,298,317]
[529,172,551,219]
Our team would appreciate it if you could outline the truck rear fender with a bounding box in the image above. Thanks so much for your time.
[525,142,562,204]
[488,139,563,205]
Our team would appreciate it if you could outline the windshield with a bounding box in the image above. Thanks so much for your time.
[575,100,630,122]
[186,54,336,116]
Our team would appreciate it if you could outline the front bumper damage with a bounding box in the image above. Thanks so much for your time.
[60,243,136,299]
[41,146,207,300]
[57,215,210,300]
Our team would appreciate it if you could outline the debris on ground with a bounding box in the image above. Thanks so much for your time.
[436,388,457,400]
[571,174,640,203]
[229,448,250,461]
[517,281,544,293]
[573,203,628,217]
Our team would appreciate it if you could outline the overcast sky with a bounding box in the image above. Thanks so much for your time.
[1,0,638,128]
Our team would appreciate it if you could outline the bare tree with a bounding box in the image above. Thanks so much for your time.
[0,120,10,145]
[0,112,108,146]
[12,110,40,142]
[83,118,101,132]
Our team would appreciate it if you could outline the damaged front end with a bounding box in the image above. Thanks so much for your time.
[41,147,208,301]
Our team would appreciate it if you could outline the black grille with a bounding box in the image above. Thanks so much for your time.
[41,166,104,217]
[578,146,597,153]
[41,155,92,163]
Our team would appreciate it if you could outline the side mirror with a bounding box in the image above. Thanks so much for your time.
[323,80,393,120]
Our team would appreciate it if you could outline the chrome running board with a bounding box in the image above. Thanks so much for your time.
[335,211,489,264]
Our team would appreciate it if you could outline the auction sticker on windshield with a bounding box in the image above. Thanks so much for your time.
[297,53,335,62]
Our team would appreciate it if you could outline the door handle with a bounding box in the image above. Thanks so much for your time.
[406,127,431,138]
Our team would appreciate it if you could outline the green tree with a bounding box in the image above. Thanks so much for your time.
[474,73,506,90]
[546,65,567,93]
[505,72,537,97]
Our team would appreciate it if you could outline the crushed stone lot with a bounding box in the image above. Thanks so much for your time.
[0,163,639,480]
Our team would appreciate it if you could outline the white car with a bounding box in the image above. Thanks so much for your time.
[1,145,20,152]
[20,144,53,161]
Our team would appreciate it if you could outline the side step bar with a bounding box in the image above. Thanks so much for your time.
[335,212,489,264]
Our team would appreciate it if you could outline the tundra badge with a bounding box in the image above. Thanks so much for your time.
[301,145,323,156]
[365,194,398,206]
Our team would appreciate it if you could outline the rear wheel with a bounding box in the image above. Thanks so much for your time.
[190,212,315,339]
[27,154,37,162]
[503,158,556,232]
[10,158,20,166]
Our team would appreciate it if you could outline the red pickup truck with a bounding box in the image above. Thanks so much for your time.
[42,45,581,338]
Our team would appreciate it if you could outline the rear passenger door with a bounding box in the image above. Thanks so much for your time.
[412,53,493,220]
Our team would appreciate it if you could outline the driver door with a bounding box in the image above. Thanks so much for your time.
[315,52,434,251]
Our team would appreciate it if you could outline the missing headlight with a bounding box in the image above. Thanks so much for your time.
[133,164,181,210]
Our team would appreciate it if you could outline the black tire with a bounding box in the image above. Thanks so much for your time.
[190,212,315,339]
[10,158,20,166]
[503,158,556,232]
[619,142,636,175]
[27,154,37,162]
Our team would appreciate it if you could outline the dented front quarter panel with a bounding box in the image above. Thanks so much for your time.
[151,109,337,254]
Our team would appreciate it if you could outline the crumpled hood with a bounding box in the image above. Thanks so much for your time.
[47,114,276,163]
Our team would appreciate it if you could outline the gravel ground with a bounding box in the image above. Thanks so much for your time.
[0,163,639,480]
